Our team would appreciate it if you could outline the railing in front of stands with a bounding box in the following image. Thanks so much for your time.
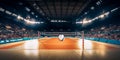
[1,36,119,45]
[85,37,120,45]
[0,37,38,44]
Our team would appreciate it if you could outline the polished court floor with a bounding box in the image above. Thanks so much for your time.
[0,37,120,60]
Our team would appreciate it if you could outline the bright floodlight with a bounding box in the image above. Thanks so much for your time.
[17,15,22,19]
[99,14,104,18]
[17,15,21,19]
[83,20,88,24]
[24,19,40,24]
[82,18,89,24]
[76,18,92,24]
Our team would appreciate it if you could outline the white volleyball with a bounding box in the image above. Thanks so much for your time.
[58,34,64,41]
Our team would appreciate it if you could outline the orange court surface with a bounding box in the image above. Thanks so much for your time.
[0,37,120,60]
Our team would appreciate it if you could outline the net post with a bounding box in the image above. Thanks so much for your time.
[38,31,40,38]
[82,31,84,50]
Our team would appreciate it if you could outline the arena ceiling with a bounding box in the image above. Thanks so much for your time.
[27,0,91,20]
[0,0,92,21]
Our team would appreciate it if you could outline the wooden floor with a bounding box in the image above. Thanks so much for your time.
[0,37,120,60]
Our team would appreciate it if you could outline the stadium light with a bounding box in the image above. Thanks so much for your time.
[96,0,102,5]
[33,3,36,6]
[12,13,17,17]
[99,12,110,18]
[76,22,82,24]
[111,7,119,12]
[17,15,22,19]
[91,6,94,10]
[40,22,44,23]
[5,10,12,15]
[83,20,88,24]
[104,12,110,16]
[24,19,40,24]
[31,12,34,15]
[50,20,67,23]
[0,7,5,12]
[36,15,38,18]
[88,20,92,23]
[25,7,30,12]
[0,7,41,25]
[99,14,105,18]
[76,7,117,25]
[76,18,92,24]
[84,12,88,15]
[82,18,89,24]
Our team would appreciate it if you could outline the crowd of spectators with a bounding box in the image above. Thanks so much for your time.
[0,22,120,41]
[0,22,38,40]
[85,24,120,40]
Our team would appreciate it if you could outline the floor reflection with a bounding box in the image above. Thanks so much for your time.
[24,50,39,57]
[24,39,39,50]
[77,39,107,58]
[24,39,39,57]
[78,39,93,50]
